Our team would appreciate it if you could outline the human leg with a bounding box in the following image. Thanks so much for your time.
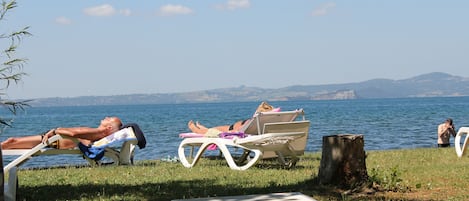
[212,125,231,132]
[188,120,209,134]
[1,135,42,149]
[196,121,231,132]
[188,120,248,134]
[1,134,78,149]
[205,119,249,133]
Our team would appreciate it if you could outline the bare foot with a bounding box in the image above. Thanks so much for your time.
[1,137,16,149]
[188,120,194,129]
[188,120,207,134]
[188,120,199,131]
[196,121,208,130]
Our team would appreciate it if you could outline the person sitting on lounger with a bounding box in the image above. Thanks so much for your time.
[187,102,275,135]
[1,116,123,150]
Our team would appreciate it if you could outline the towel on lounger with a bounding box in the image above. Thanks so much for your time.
[92,127,137,148]
[78,127,138,160]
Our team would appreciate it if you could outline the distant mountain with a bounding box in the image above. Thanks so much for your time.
[28,72,469,107]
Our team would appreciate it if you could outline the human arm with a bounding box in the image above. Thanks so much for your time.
[54,127,108,141]
[438,123,456,137]
[41,126,107,144]
[449,125,457,137]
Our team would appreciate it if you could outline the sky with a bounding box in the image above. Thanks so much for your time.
[2,0,468,99]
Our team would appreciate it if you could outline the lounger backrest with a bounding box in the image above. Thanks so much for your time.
[241,109,304,135]
[263,120,310,156]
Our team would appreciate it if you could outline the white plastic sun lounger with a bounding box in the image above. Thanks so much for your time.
[180,109,306,158]
[179,121,310,170]
[2,124,146,172]
[178,109,310,170]
[455,127,469,157]
[1,124,146,201]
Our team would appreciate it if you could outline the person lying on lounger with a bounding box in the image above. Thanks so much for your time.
[187,102,275,135]
[1,116,123,150]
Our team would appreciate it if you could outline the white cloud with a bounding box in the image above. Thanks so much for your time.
[83,4,133,17]
[83,4,117,17]
[216,0,251,10]
[311,2,336,16]
[158,4,194,16]
[226,0,250,10]
[120,9,132,16]
[55,16,72,25]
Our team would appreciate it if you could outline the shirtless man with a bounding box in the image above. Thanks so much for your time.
[437,118,457,147]
[1,116,122,149]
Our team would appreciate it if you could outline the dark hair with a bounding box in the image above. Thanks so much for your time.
[446,118,453,125]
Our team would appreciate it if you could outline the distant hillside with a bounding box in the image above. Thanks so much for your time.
[28,72,469,107]
[284,72,469,99]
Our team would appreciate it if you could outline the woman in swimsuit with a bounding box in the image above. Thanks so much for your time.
[187,101,274,134]
[187,119,250,134]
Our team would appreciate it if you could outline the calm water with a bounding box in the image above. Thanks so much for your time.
[2,97,468,168]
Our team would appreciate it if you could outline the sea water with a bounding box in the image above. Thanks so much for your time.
[2,97,469,168]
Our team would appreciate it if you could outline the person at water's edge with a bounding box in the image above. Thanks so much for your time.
[437,118,456,147]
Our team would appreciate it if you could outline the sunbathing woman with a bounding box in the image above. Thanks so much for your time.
[1,116,122,149]
[187,102,275,135]
[187,119,250,134]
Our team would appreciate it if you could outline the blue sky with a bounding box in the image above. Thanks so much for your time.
[3,0,468,99]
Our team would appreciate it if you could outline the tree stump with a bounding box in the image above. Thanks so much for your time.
[318,134,368,188]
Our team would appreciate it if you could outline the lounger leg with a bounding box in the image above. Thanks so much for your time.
[118,143,136,165]
[274,144,299,169]
[178,142,214,168]
[286,143,299,168]
[4,166,18,201]
[82,155,100,166]
[237,150,251,164]
[178,138,265,170]
[190,146,194,159]
[455,127,469,157]
[216,145,262,170]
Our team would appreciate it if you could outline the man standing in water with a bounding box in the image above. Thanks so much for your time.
[437,118,457,147]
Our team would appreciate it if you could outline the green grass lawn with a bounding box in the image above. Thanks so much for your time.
[11,147,469,201]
